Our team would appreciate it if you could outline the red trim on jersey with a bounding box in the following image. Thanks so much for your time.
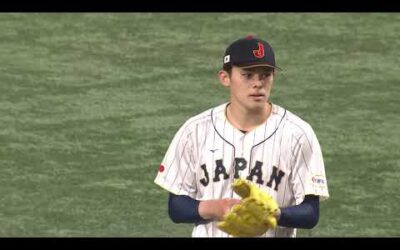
[159,164,165,172]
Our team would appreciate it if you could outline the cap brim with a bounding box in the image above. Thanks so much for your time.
[238,63,282,71]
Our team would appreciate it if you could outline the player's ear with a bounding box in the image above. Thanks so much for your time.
[218,70,230,87]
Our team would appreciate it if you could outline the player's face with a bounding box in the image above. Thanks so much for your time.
[219,66,274,111]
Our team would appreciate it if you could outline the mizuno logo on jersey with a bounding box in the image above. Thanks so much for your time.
[199,157,285,191]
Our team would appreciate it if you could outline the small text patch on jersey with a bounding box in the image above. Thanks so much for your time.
[312,175,326,185]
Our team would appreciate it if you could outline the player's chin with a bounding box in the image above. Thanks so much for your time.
[247,98,267,110]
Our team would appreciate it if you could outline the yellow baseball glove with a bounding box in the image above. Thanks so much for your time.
[217,178,279,237]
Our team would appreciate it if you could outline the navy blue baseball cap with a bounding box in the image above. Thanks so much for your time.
[223,35,281,70]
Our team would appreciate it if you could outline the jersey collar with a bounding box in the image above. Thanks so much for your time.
[211,102,286,146]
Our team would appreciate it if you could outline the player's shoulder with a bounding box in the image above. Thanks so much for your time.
[178,103,225,132]
[274,104,315,137]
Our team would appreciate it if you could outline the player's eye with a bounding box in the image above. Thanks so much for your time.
[242,73,253,79]
[262,72,272,78]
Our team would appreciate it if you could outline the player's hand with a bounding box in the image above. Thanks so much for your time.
[217,178,279,237]
[198,198,241,221]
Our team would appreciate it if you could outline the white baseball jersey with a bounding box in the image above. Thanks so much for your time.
[154,102,329,237]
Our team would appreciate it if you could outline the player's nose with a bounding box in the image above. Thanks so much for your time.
[252,76,264,87]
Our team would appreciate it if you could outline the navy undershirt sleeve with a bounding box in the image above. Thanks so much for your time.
[168,193,205,224]
[277,195,320,229]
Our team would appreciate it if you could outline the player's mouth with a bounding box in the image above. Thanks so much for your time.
[249,93,265,100]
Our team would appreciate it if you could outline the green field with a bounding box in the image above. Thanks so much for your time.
[0,13,399,237]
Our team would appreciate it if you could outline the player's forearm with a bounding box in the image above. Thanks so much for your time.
[199,200,216,220]
[168,193,240,224]
[199,198,241,221]
[198,200,223,220]
[277,195,319,229]
[168,193,205,224]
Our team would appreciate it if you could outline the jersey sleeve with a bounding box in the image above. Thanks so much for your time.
[154,121,197,198]
[290,127,329,204]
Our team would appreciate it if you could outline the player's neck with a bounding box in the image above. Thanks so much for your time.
[226,102,272,132]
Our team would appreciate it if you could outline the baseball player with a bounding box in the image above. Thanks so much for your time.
[154,36,329,237]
